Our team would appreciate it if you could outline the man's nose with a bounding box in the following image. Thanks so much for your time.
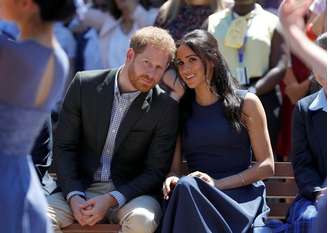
[146,67,157,80]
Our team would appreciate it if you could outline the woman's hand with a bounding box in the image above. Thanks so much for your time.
[163,176,180,200]
[188,171,215,187]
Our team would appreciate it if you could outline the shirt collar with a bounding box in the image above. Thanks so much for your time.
[309,88,327,112]
[114,67,140,101]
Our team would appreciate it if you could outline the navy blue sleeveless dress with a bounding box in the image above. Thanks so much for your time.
[161,98,271,233]
[0,35,68,233]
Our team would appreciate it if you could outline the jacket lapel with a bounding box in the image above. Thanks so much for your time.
[114,89,154,153]
[96,70,116,155]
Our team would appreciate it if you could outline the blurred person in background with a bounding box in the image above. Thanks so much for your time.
[306,0,326,40]
[154,0,223,41]
[0,0,75,232]
[71,22,102,72]
[308,0,326,20]
[206,0,287,152]
[264,1,327,232]
[287,32,327,233]
[275,1,325,161]
[69,0,103,73]
[275,53,313,161]
[140,0,167,8]
[0,19,19,39]
[257,0,283,14]
[268,32,327,233]
[279,0,327,79]
[276,0,326,161]
[0,6,77,195]
[73,0,158,69]
[54,22,77,89]
[155,0,224,102]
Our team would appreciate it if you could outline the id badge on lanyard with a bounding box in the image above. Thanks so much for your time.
[236,37,249,86]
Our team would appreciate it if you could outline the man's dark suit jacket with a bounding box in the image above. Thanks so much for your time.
[53,69,179,202]
[292,90,327,200]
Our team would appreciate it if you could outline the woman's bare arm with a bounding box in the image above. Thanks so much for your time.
[215,93,275,190]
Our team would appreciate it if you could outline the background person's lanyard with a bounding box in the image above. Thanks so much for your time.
[231,13,251,86]
[237,36,249,85]
[238,36,247,67]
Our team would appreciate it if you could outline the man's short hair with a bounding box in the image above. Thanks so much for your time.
[130,26,176,61]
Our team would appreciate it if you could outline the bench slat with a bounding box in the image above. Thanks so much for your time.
[266,181,298,198]
[63,224,120,233]
[267,202,292,219]
[271,162,295,179]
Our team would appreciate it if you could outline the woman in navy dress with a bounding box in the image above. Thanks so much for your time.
[161,30,274,233]
[0,0,75,232]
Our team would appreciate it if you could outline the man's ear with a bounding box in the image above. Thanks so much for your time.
[126,48,135,63]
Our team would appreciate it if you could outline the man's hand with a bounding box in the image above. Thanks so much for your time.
[69,195,91,226]
[80,194,117,226]
[188,171,215,187]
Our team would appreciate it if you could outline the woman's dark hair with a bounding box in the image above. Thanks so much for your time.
[33,0,76,22]
[177,29,244,131]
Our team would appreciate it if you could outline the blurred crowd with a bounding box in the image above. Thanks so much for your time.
[1,0,324,161]
[0,0,327,232]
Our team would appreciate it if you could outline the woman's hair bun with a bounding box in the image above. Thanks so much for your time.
[33,0,76,22]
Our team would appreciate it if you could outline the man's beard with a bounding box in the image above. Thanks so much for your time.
[128,62,154,92]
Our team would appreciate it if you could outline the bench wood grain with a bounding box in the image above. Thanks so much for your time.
[63,224,121,233]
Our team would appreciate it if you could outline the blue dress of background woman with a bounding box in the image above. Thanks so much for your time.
[0,0,75,232]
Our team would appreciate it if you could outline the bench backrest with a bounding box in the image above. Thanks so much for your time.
[264,162,298,219]
[63,224,120,233]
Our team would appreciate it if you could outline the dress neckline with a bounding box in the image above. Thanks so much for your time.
[194,99,220,108]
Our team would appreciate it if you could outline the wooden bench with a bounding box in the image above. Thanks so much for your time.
[63,224,121,233]
[265,162,298,219]
[62,162,297,233]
